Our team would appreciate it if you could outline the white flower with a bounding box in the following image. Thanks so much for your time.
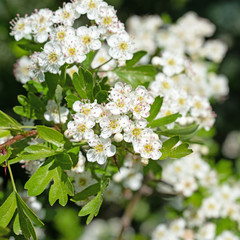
[169,218,186,238]
[158,51,185,77]
[216,231,239,240]
[87,135,116,165]
[67,113,95,141]
[50,25,76,43]
[75,0,104,20]
[196,223,216,240]
[77,26,102,53]
[53,2,80,26]
[174,176,198,197]
[44,100,69,124]
[71,151,86,173]
[133,129,162,160]
[107,31,134,60]
[14,56,35,84]
[62,36,86,64]
[200,197,221,218]
[39,41,65,74]
[10,16,32,41]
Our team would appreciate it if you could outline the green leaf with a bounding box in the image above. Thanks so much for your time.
[126,51,147,67]
[0,226,10,237]
[78,192,103,225]
[82,51,96,69]
[95,90,108,104]
[0,149,12,165]
[25,158,55,196]
[146,96,163,123]
[72,183,101,202]
[148,113,181,128]
[37,125,65,147]
[23,80,44,94]
[159,124,199,137]
[13,106,36,120]
[160,137,192,160]
[45,72,59,99]
[65,94,81,109]
[0,192,17,228]
[0,110,21,129]
[55,85,63,104]
[72,68,94,101]
[13,214,21,235]
[15,193,44,227]
[17,41,44,52]
[114,65,157,89]
[49,167,74,206]
[16,196,37,240]
[54,153,73,170]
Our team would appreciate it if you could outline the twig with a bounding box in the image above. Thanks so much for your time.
[0,130,38,151]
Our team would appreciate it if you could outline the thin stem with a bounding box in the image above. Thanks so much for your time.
[93,58,113,70]
[7,162,17,192]
[0,126,36,130]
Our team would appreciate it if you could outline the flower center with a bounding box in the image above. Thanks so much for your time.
[88,0,97,9]
[110,120,119,129]
[178,98,185,105]
[119,42,128,51]
[134,105,142,113]
[39,16,45,23]
[194,101,202,109]
[82,35,92,45]
[57,31,66,40]
[132,127,141,137]
[78,177,87,186]
[95,144,104,153]
[98,57,107,64]
[143,144,153,153]
[162,81,170,89]
[77,123,86,133]
[48,52,58,63]
[68,47,76,56]
[17,22,25,30]
[103,16,112,26]
[168,58,175,66]
[116,99,125,108]
[81,107,91,115]
[164,110,172,116]
[62,11,70,19]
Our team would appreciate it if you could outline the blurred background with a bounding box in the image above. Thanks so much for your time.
[0,0,240,239]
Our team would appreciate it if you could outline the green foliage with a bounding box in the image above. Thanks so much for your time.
[148,113,181,128]
[160,136,192,160]
[65,94,82,109]
[82,51,97,69]
[147,96,163,123]
[114,65,157,88]
[36,125,65,147]
[126,51,147,67]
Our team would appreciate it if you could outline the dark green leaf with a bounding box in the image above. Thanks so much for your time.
[159,124,199,137]
[114,65,157,89]
[54,153,73,170]
[148,113,181,128]
[15,193,44,227]
[168,143,192,159]
[126,51,147,67]
[146,96,163,123]
[0,149,12,165]
[37,125,65,147]
[0,110,21,129]
[95,90,108,104]
[0,192,17,228]
[55,85,63,104]
[65,94,81,109]
[72,72,87,99]
[72,183,101,202]
[45,72,59,99]
[0,226,10,237]
[16,197,37,240]
[17,41,44,52]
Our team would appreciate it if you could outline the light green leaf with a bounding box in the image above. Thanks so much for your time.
[0,110,21,129]
[49,167,74,206]
[0,192,17,228]
[78,192,103,225]
[147,96,163,123]
[13,214,21,235]
[25,158,55,196]
[55,85,63,104]
[82,51,96,69]
[126,51,147,67]
[168,143,193,158]
[148,113,181,128]
[37,125,65,147]
[114,65,157,89]
[15,193,44,227]
[54,153,73,170]
[72,183,101,202]
[72,72,87,99]
[159,124,199,136]
[17,41,44,52]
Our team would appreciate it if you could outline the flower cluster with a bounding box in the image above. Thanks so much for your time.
[11,0,135,83]
[65,82,162,164]
[127,12,229,103]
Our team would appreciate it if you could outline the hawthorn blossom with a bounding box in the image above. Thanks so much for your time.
[87,135,116,164]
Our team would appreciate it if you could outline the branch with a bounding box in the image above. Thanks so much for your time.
[0,130,38,152]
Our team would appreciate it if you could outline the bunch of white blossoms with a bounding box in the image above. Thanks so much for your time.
[11,0,135,83]
[65,82,162,165]
[127,12,229,102]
